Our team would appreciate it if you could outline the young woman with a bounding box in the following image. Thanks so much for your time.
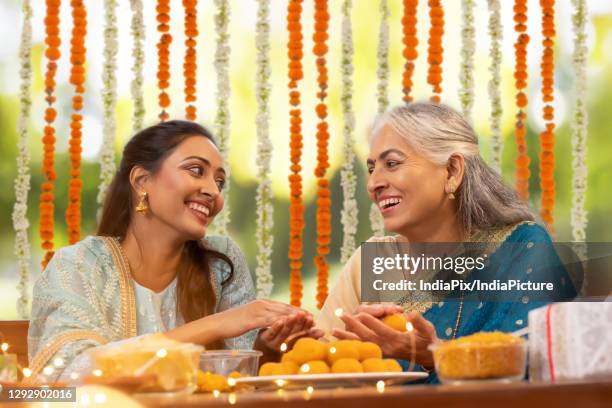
[316,103,576,382]
[28,120,312,381]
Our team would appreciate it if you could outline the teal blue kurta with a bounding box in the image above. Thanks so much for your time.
[408,222,578,382]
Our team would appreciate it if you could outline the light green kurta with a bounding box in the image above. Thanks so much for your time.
[28,235,256,382]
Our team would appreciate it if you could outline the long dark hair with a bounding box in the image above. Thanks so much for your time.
[97,120,233,346]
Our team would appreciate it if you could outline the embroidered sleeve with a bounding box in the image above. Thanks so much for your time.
[27,241,113,382]
[210,236,258,350]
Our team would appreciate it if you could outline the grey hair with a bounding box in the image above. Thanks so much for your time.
[371,102,534,235]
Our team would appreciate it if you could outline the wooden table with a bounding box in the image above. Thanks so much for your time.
[137,380,612,408]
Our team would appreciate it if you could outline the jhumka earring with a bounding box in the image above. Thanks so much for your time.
[135,191,149,213]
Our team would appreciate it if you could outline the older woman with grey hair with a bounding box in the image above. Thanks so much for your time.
[316,102,576,382]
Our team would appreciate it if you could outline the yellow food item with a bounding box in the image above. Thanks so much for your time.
[382,313,407,332]
[258,362,281,377]
[89,333,202,392]
[432,331,525,380]
[326,340,360,364]
[361,358,388,373]
[291,338,328,364]
[357,342,383,361]
[228,371,242,379]
[258,361,300,376]
[331,358,363,373]
[384,359,403,372]
[281,350,298,364]
[281,361,300,375]
[197,371,230,392]
[299,360,330,375]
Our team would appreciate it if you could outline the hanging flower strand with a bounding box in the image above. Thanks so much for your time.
[211,0,232,236]
[402,0,419,104]
[40,0,62,268]
[514,0,530,200]
[539,0,556,230]
[66,0,87,245]
[427,0,444,103]
[157,0,172,121]
[184,0,198,121]
[570,0,588,242]
[313,0,331,309]
[340,0,358,264]
[487,0,503,173]
[14,0,33,317]
[130,0,145,132]
[254,0,274,298]
[287,0,304,307]
[370,0,389,238]
[459,0,475,119]
[97,0,118,213]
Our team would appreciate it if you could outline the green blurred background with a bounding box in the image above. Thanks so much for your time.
[1,0,611,318]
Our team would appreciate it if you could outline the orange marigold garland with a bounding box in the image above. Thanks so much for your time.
[539,0,556,230]
[40,0,62,268]
[313,0,330,309]
[402,0,418,103]
[184,0,198,120]
[66,0,87,245]
[514,0,530,200]
[157,0,172,121]
[288,0,304,307]
[427,0,444,103]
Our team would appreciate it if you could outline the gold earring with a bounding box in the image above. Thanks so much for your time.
[135,191,149,213]
[447,184,456,200]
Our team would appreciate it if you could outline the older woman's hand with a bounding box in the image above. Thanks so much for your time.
[331,310,438,370]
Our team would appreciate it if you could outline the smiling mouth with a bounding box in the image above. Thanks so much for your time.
[186,201,211,223]
[378,197,402,212]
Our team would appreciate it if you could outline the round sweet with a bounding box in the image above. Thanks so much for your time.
[362,358,388,373]
[299,360,330,374]
[292,338,328,364]
[382,313,407,332]
[326,340,360,364]
[331,358,363,373]
[384,359,403,372]
[357,341,383,360]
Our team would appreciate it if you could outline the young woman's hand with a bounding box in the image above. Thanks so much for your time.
[216,299,302,339]
[167,299,303,345]
[256,311,315,351]
[331,310,438,369]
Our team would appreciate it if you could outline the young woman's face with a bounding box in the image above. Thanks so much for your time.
[144,136,226,240]
[367,125,449,235]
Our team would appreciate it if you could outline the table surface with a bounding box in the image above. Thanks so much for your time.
[136,379,612,408]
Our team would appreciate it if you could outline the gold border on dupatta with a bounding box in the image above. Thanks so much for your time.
[27,330,108,382]
[400,220,535,315]
[102,237,137,339]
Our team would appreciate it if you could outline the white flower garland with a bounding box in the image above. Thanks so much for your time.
[97,0,118,214]
[13,0,33,319]
[376,0,390,114]
[459,0,475,122]
[570,0,589,243]
[130,0,145,133]
[487,0,503,173]
[211,0,232,236]
[340,0,359,263]
[370,0,388,237]
[254,0,274,298]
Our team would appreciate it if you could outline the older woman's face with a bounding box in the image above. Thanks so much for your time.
[367,125,448,234]
[144,136,226,240]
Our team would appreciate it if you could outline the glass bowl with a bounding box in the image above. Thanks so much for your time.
[199,350,262,377]
[89,334,203,394]
[429,332,526,384]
